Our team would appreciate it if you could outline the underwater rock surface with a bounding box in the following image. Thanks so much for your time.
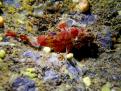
[12,77,37,91]
[0,0,121,91]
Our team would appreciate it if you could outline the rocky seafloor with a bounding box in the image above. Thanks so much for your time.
[0,0,121,91]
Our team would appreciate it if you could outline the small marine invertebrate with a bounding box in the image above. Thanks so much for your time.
[37,30,72,52]
[37,27,95,52]
[4,26,95,53]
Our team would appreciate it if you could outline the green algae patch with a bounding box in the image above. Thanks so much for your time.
[101,82,111,91]
[0,50,6,58]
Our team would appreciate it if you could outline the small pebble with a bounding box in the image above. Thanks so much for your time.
[83,76,91,87]
[43,47,51,53]
[0,50,6,58]
[0,16,4,27]
[75,0,89,12]
[66,53,74,59]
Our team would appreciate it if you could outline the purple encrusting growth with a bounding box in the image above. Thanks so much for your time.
[4,0,20,6]
[67,64,79,76]
[66,60,83,81]
[12,77,36,91]
[97,31,112,49]
[23,51,40,61]
[80,14,97,25]
[4,0,15,5]
[15,3,21,8]
[44,70,60,81]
